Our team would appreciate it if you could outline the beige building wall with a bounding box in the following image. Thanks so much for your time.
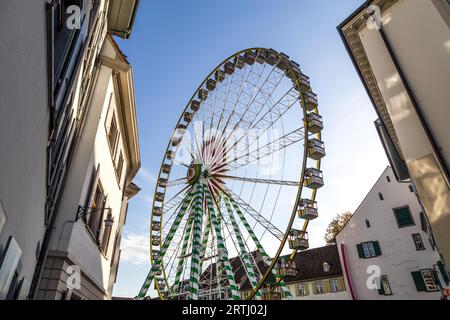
[339,0,450,265]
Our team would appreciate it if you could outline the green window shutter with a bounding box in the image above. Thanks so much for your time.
[411,271,427,292]
[373,241,382,256]
[420,212,427,232]
[356,244,365,258]
[394,207,414,227]
[437,261,450,285]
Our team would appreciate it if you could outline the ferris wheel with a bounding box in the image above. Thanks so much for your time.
[138,48,325,300]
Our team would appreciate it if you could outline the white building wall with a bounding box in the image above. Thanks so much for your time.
[43,37,134,299]
[0,0,48,294]
[336,167,444,300]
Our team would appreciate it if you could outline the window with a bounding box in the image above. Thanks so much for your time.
[378,192,384,201]
[116,151,124,182]
[297,283,308,296]
[378,275,393,296]
[365,219,371,228]
[87,182,106,241]
[393,206,415,228]
[409,184,414,193]
[412,233,425,251]
[315,280,325,294]
[329,279,339,293]
[107,113,119,155]
[411,269,439,292]
[386,176,391,182]
[437,261,450,285]
[357,241,382,258]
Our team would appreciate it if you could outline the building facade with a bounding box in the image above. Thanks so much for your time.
[0,0,140,300]
[239,245,349,300]
[336,167,449,300]
[338,0,450,265]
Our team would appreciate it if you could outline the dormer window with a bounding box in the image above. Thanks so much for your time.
[323,262,331,272]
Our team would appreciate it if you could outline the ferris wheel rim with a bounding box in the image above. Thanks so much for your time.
[144,48,322,300]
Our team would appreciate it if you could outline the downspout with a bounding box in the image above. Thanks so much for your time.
[340,243,356,300]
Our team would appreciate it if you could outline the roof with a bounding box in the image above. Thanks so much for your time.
[197,245,343,292]
[335,166,391,238]
[107,0,140,39]
[101,35,141,183]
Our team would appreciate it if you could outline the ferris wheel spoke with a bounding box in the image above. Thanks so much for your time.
[223,87,300,160]
[222,126,304,172]
[223,188,284,242]
[220,61,285,149]
[223,197,293,300]
[219,175,299,187]
[166,177,188,187]
[223,200,263,299]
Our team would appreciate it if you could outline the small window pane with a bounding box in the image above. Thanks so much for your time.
[412,234,425,250]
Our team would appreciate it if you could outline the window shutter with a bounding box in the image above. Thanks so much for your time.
[295,284,300,296]
[356,244,365,258]
[338,278,345,291]
[437,261,450,285]
[324,280,330,293]
[373,241,382,256]
[304,283,309,296]
[420,212,427,232]
[411,271,427,291]
[85,164,101,209]
[313,282,318,295]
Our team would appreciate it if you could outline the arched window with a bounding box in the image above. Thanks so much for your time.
[378,192,384,201]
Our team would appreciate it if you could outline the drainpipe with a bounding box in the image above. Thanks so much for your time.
[340,243,356,300]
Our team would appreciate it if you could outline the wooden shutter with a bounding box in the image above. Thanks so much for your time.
[304,283,310,296]
[338,278,345,291]
[295,284,300,296]
[373,241,382,256]
[356,244,365,258]
[323,280,331,293]
[411,271,427,291]
[85,164,101,209]
[437,261,450,285]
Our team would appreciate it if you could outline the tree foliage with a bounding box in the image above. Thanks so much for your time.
[324,212,353,244]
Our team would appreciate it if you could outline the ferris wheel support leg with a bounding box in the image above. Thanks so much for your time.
[204,188,240,300]
[187,183,205,300]
[223,200,262,300]
[226,197,293,300]
[137,190,196,299]
[173,210,195,295]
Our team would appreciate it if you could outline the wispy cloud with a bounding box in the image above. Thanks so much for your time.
[120,233,151,266]
[136,166,156,185]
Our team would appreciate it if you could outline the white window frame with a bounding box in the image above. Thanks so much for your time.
[330,279,339,293]
[362,242,376,258]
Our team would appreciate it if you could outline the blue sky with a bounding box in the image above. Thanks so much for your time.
[112,0,389,297]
